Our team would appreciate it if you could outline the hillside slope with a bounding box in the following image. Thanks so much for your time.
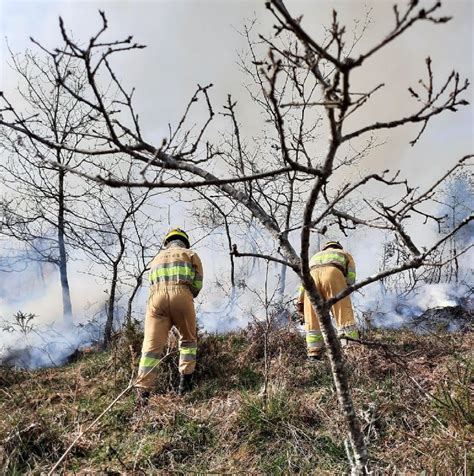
[1,324,472,474]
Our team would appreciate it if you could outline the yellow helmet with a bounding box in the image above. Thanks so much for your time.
[322,240,343,251]
[164,228,190,248]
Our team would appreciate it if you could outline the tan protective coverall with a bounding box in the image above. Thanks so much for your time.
[136,241,203,389]
[298,248,358,356]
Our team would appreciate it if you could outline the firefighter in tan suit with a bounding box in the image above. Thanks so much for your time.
[135,228,203,400]
[297,241,358,359]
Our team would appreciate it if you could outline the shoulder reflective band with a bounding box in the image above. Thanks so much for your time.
[149,261,194,283]
[310,251,349,275]
[310,252,347,267]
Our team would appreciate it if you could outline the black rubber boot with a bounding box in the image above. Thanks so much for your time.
[178,374,194,395]
[307,354,323,362]
[135,388,151,409]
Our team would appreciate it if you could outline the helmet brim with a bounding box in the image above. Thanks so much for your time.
[164,235,190,248]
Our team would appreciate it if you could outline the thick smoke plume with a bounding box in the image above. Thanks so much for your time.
[0,1,472,368]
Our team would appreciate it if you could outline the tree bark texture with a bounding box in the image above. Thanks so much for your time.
[103,232,126,348]
[57,167,73,323]
[305,284,368,474]
[103,264,118,348]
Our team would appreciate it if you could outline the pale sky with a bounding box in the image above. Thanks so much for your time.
[1,0,473,266]
[1,0,472,187]
[0,0,472,341]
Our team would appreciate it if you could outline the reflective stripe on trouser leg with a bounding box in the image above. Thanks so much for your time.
[179,342,197,375]
[137,351,162,388]
[135,294,172,389]
[337,324,359,339]
[306,330,324,356]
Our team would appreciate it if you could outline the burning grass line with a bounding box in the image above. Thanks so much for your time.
[47,351,174,475]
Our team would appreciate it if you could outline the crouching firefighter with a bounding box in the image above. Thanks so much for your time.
[296,241,359,360]
[135,228,203,403]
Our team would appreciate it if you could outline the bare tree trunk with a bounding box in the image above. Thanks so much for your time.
[103,264,119,348]
[299,154,368,472]
[277,261,287,299]
[57,167,73,323]
[125,272,144,325]
[103,230,126,347]
[262,262,271,408]
[305,286,368,474]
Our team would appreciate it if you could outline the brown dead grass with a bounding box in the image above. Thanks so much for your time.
[0,324,472,474]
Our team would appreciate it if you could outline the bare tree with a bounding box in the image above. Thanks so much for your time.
[377,166,473,296]
[435,170,474,283]
[0,2,472,473]
[247,260,282,408]
[123,210,157,327]
[0,50,98,322]
[78,169,161,348]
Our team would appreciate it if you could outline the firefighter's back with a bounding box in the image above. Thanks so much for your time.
[148,247,192,316]
[136,228,201,396]
[150,246,198,288]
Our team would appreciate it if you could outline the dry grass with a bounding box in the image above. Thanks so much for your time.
[0,323,472,474]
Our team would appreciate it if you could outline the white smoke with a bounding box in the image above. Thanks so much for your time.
[195,219,292,332]
[1,1,472,367]
[355,281,472,330]
[0,256,109,368]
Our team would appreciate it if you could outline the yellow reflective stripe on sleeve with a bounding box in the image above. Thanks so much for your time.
[192,273,203,290]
